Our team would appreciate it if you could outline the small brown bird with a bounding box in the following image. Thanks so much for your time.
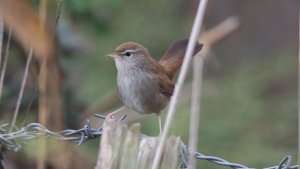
[108,38,203,131]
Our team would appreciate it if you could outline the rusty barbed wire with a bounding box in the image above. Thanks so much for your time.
[0,115,298,169]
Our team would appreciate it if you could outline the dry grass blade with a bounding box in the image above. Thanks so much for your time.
[188,16,240,169]
[188,53,204,169]
[53,0,63,32]
[9,47,33,132]
[298,7,300,168]
[151,0,208,169]
[0,18,4,99]
[37,0,49,168]
[0,27,11,100]
[199,17,239,45]
[0,17,3,66]
[37,59,47,169]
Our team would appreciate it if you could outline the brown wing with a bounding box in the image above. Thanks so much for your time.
[157,74,174,97]
[159,38,203,79]
[149,61,174,97]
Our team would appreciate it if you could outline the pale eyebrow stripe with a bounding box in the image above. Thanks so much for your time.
[121,49,140,54]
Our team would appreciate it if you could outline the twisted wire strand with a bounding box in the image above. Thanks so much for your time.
[0,115,297,169]
[263,155,298,169]
[179,143,252,169]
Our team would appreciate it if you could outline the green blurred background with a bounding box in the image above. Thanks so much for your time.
[1,0,298,168]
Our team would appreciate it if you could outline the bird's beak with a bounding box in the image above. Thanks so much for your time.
[107,53,117,58]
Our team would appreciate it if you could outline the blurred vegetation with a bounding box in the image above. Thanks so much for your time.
[0,0,298,168]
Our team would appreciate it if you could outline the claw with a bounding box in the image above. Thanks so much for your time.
[105,113,126,122]
[93,114,106,120]
[118,114,127,122]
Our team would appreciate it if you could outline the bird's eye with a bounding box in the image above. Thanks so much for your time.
[125,51,132,57]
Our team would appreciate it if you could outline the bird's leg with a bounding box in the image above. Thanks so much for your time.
[158,114,162,135]
[106,106,126,121]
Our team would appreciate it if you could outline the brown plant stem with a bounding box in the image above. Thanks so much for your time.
[0,27,11,100]
[9,47,33,132]
[37,0,48,168]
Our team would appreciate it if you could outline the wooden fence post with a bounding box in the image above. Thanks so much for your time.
[95,121,182,169]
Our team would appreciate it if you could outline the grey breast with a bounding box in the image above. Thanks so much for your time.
[117,66,167,114]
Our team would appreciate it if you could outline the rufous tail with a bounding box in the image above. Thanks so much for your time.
[159,38,203,79]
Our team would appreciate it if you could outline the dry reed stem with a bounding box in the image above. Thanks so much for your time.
[9,47,33,132]
[298,7,300,168]
[37,0,48,169]
[0,27,11,100]
[38,0,68,168]
[199,17,239,45]
[188,16,240,169]
[37,59,48,169]
[53,0,63,32]
[151,0,208,169]
[39,0,48,27]
[0,18,3,67]
[188,51,205,169]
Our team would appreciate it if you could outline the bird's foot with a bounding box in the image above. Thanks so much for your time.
[105,113,127,122]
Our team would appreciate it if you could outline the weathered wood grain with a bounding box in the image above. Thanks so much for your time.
[95,121,181,169]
